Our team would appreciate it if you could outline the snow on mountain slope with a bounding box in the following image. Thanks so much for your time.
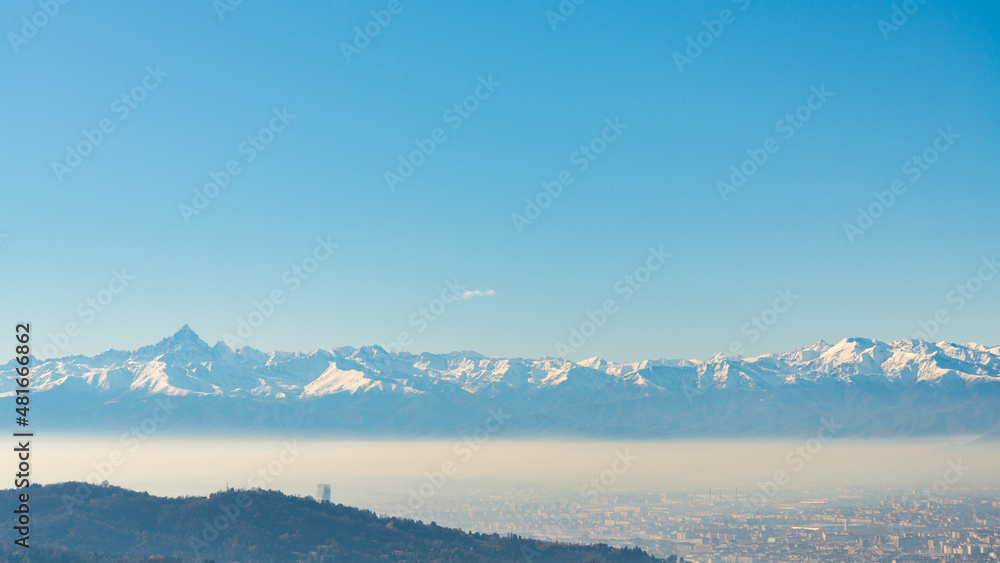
[4,327,1000,437]
[5,327,999,401]
[302,362,391,397]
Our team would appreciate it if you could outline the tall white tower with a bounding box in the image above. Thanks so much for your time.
[316,484,331,503]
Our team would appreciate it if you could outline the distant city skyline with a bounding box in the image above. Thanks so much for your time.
[3,1,998,363]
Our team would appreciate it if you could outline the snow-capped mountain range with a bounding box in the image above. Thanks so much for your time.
[7,326,1000,438]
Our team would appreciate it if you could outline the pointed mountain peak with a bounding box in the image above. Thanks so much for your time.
[136,325,212,358]
[708,351,732,362]
[174,324,198,338]
[577,356,609,369]
[165,324,207,346]
[826,337,872,353]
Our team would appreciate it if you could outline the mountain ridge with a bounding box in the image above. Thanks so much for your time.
[8,327,1000,437]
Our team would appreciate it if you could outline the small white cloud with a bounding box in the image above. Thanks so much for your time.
[459,289,496,300]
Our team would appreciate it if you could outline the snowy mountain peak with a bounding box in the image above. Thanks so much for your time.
[8,330,1000,399]
[4,329,999,437]
[135,325,213,359]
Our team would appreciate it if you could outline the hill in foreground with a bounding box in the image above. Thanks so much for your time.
[0,483,670,562]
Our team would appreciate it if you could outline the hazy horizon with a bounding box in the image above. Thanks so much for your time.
[5,1,999,560]
[25,437,1000,502]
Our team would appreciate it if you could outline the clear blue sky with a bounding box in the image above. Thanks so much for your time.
[2,0,998,362]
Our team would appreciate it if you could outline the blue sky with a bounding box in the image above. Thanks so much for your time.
[2,0,998,362]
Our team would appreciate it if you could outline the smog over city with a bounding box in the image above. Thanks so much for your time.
[2,0,998,561]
